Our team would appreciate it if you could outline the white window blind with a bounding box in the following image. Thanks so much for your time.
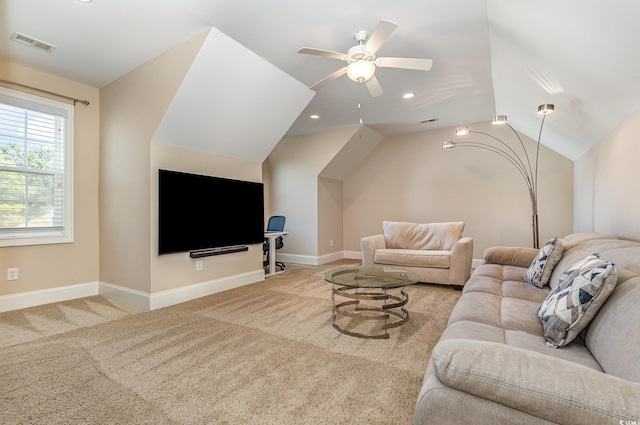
[0,87,73,246]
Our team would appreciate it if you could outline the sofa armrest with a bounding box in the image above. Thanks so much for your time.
[430,339,640,424]
[449,237,473,285]
[483,246,539,268]
[360,234,386,267]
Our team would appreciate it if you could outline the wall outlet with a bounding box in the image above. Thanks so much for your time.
[330,240,334,247]
[196,260,203,271]
[7,268,18,281]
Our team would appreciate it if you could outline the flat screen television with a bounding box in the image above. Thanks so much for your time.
[158,169,264,255]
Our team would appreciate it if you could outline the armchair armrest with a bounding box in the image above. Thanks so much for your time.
[360,234,386,267]
[483,246,539,268]
[449,237,474,285]
[430,339,640,425]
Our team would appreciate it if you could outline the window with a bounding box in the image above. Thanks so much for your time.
[0,87,73,246]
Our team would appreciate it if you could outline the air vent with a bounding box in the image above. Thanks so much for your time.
[420,118,439,124]
[10,32,56,53]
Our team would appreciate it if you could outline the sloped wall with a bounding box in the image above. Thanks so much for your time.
[574,107,640,240]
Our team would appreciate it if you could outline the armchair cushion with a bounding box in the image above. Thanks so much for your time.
[374,249,450,268]
[382,221,464,251]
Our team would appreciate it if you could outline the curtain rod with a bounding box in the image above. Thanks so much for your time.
[0,78,90,106]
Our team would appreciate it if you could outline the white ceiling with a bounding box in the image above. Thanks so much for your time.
[2,0,640,160]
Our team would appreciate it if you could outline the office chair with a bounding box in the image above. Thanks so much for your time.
[263,215,286,271]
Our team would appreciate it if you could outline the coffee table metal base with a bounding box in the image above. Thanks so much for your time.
[331,285,409,339]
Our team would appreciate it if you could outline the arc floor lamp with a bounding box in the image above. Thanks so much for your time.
[442,104,555,249]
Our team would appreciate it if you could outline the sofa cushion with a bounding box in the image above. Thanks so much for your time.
[524,237,564,288]
[382,220,464,251]
[374,249,450,268]
[537,254,618,348]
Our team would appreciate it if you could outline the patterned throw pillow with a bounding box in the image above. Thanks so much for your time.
[524,237,564,288]
[537,254,618,348]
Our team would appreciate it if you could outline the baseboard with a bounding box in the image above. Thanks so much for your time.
[472,258,484,269]
[100,269,265,311]
[276,253,319,265]
[0,271,265,313]
[278,250,362,266]
[148,270,264,310]
[0,281,99,313]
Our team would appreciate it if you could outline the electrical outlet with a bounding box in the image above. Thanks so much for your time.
[7,268,18,281]
[330,240,334,247]
[196,260,203,271]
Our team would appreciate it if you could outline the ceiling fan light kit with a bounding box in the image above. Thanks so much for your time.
[297,19,433,97]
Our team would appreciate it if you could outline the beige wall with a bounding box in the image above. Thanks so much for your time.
[268,126,359,257]
[343,123,574,258]
[318,177,344,256]
[574,107,640,240]
[0,60,100,296]
[150,142,262,293]
[99,31,207,293]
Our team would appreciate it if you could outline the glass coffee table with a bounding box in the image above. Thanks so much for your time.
[322,266,421,339]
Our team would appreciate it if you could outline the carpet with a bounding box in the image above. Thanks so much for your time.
[0,262,460,424]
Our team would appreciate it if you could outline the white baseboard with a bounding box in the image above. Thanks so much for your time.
[0,270,265,313]
[278,250,360,265]
[0,281,99,313]
[276,253,318,265]
[100,269,265,311]
[472,258,484,269]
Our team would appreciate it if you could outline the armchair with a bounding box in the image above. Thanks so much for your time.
[360,221,473,287]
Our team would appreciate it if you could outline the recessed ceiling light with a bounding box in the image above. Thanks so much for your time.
[78,0,93,3]
[310,114,319,119]
[402,92,415,99]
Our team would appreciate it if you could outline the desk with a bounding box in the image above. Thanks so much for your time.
[264,231,288,276]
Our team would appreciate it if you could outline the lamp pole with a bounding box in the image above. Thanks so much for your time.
[442,104,554,249]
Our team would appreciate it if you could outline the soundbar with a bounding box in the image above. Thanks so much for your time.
[189,245,249,258]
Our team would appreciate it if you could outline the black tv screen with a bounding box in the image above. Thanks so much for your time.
[158,169,264,255]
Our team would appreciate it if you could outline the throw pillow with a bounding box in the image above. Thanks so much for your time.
[537,254,618,348]
[524,237,564,288]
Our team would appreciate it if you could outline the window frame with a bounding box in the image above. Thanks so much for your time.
[0,87,74,247]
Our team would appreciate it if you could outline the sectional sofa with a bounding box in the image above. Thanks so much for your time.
[415,232,640,424]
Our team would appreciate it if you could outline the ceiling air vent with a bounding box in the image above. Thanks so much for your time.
[10,32,56,53]
[420,118,439,124]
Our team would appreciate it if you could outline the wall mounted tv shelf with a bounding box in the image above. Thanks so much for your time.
[189,245,249,258]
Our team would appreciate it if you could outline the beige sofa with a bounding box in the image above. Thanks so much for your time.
[415,232,640,424]
[360,221,473,286]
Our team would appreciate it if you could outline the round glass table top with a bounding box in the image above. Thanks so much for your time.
[322,266,421,289]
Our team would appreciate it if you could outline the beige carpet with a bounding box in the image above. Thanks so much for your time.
[0,262,460,425]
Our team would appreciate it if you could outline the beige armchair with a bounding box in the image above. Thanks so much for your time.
[360,221,473,287]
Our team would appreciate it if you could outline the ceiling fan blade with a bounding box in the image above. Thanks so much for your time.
[297,47,347,61]
[376,57,433,71]
[309,67,347,91]
[365,75,383,97]
[364,20,398,54]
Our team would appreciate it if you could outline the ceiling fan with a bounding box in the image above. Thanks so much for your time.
[297,19,433,97]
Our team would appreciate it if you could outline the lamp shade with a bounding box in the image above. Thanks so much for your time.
[456,126,469,136]
[492,115,508,125]
[537,104,555,115]
[346,60,376,83]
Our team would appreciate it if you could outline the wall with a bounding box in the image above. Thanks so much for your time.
[574,107,640,240]
[99,31,207,294]
[343,123,574,259]
[268,126,359,259]
[0,59,100,297]
[318,177,343,258]
[150,142,262,294]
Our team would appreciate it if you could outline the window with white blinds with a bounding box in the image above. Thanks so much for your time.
[0,87,74,246]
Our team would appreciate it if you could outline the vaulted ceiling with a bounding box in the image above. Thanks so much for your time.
[2,0,639,161]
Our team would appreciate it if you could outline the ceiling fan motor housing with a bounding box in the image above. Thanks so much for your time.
[346,44,375,64]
